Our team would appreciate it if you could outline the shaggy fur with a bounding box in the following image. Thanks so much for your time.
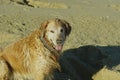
[0,18,71,80]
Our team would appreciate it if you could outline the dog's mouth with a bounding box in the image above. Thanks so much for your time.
[54,45,63,52]
[50,39,64,52]
[51,42,63,52]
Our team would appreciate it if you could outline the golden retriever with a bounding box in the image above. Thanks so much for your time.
[0,18,71,80]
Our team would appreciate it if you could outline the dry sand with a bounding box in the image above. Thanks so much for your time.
[0,0,120,80]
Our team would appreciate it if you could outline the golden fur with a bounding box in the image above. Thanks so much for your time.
[0,18,71,80]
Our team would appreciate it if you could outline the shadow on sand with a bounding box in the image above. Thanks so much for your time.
[54,45,120,80]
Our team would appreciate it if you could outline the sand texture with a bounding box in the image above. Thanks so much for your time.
[0,0,120,80]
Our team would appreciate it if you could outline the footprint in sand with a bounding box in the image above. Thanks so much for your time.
[27,0,68,9]
[107,4,120,12]
[13,0,68,9]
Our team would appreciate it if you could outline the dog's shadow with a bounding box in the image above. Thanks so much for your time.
[54,45,120,80]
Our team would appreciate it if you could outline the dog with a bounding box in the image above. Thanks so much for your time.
[0,18,71,80]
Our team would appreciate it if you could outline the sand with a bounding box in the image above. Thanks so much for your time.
[0,0,120,80]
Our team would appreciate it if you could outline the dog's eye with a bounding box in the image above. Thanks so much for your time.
[50,30,54,33]
[60,29,63,32]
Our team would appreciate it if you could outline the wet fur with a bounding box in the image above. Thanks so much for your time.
[0,18,71,80]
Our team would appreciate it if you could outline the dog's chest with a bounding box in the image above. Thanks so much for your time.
[32,55,58,79]
[33,54,57,72]
[18,47,60,79]
[13,54,57,80]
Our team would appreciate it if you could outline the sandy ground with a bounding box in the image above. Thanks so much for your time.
[0,0,120,80]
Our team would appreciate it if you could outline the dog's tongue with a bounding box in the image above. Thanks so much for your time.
[55,45,63,51]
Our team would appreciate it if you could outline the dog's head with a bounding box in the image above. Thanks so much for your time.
[39,18,71,52]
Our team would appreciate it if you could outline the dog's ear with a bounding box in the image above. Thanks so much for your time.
[55,18,71,36]
[39,20,49,37]
[40,20,49,31]
[63,20,71,36]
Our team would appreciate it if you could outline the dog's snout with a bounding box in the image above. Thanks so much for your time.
[56,39,63,45]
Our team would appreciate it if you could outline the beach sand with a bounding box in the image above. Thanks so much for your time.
[0,0,120,80]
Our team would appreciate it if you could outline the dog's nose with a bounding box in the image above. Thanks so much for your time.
[56,39,63,45]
